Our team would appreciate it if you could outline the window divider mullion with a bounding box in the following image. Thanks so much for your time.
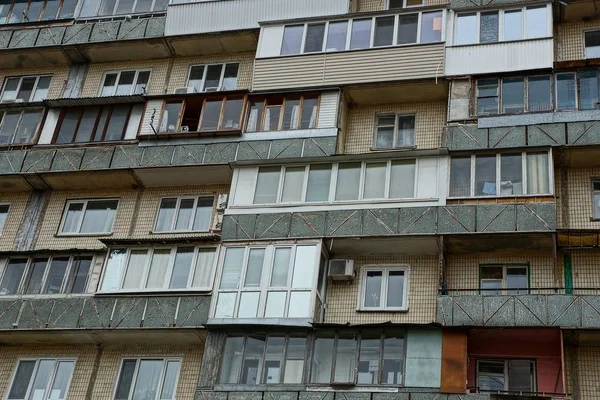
[322,22,330,52]
[301,165,310,202]
[219,64,226,90]
[345,19,352,50]
[11,109,25,144]
[277,166,286,204]
[237,335,249,384]
[495,154,501,197]
[127,360,141,400]
[44,360,61,400]
[280,335,289,384]
[75,200,87,234]
[354,334,361,385]
[393,14,399,46]
[142,248,155,290]
[163,248,177,291]
[19,258,34,295]
[172,198,182,232]
[384,160,391,201]
[359,162,366,200]
[470,155,476,197]
[116,249,131,290]
[40,257,54,295]
[154,359,169,400]
[522,152,528,195]
[23,359,41,400]
[189,197,198,231]
[381,269,388,309]
[378,333,384,385]
[330,334,338,383]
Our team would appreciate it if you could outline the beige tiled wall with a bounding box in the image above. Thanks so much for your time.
[569,345,600,400]
[343,101,445,154]
[445,251,560,293]
[91,344,203,400]
[555,20,600,62]
[0,344,97,400]
[167,52,255,94]
[570,250,600,292]
[357,0,448,11]
[324,254,438,324]
[80,59,171,98]
[0,192,30,252]
[0,66,70,100]
[560,167,599,229]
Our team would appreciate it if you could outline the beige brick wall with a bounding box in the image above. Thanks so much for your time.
[570,345,600,400]
[343,101,445,154]
[555,20,600,62]
[167,52,254,94]
[0,344,97,400]
[324,254,438,324]
[91,344,202,400]
[0,192,29,252]
[357,0,448,11]
[445,251,560,293]
[80,59,171,98]
[0,66,69,100]
[561,167,599,229]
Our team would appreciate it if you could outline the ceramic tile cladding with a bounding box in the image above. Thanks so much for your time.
[0,345,97,400]
[357,0,448,11]
[324,254,438,324]
[562,167,600,229]
[0,192,29,252]
[80,59,171,97]
[445,251,559,294]
[34,189,137,251]
[573,345,600,400]
[90,344,203,400]
[343,101,445,154]
[570,250,600,294]
[555,20,600,62]
[167,52,255,93]
[131,185,229,238]
[0,66,69,100]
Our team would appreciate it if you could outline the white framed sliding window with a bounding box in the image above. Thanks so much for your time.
[6,358,75,400]
[112,358,181,400]
[186,63,240,92]
[359,265,410,311]
[58,199,118,235]
[0,75,51,103]
[99,70,151,96]
[154,196,214,233]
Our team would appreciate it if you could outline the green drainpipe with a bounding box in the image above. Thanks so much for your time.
[564,253,573,295]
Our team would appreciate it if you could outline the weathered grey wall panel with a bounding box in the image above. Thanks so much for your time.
[198,331,227,388]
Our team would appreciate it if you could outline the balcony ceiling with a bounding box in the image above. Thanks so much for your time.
[558,0,600,22]
[166,30,259,57]
[562,146,600,167]
[346,80,449,106]
[444,233,554,253]
[326,236,440,256]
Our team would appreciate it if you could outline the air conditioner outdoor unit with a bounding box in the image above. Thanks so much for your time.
[174,86,198,94]
[328,259,354,281]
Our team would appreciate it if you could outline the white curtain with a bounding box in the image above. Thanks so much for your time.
[262,108,272,131]
[247,109,258,132]
[527,153,549,194]
[308,106,317,128]
[159,110,169,133]
[289,105,300,129]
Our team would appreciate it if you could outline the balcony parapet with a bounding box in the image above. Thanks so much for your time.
[196,390,492,400]
[222,203,556,241]
[437,293,600,328]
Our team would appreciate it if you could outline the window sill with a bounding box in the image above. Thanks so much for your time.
[95,289,212,296]
[448,36,552,49]
[150,230,211,235]
[447,194,553,200]
[234,198,439,209]
[139,130,242,140]
[357,307,408,312]
[37,140,139,149]
[369,146,416,152]
[55,233,114,238]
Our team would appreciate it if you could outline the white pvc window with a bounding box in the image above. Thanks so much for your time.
[79,0,168,18]
[279,10,444,56]
[593,180,600,220]
[359,266,409,311]
[112,358,181,400]
[154,196,214,232]
[374,114,415,148]
[187,63,239,92]
[7,359,75,400]
[0,203,8,234]
[100,246,218,292]
[100,70,150,96]
[0,75,51,103]
[0,109,44,145]
[59,199,118,235]
[213,243,325,320]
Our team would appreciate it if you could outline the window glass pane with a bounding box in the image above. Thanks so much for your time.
[116,0,135,14]
[528,76,552,112]
[28,360,54,400]
[131,360,162,400]
[585,31,600,59]
[155,198,177,232]
[94,108,110,141]
[390,160,415,198]
[241,336,266,384]
[221,336,244,383]
[169,247,194,289]
[254,166,281,204]
[382,334,404,384]
[146,249,171,289]
[455,14,476,45]
[55,110,80,144]
[420,11,443,43]
[159,361,181,400]
[104,105,129,141]
[42,0,61,20]
[271,248,291,287]
[134,71,150,95]
[480,11,499,43]
[477,79,499,115]
[0,204,7,233]
[282,97,301,130]
[396,115,415,147]
[221,98,243,130]
[262,336,285,383]
[74,107,99,143]
[335,163,361,200]
[0,2,9,24]
[306,164,331,202]
[62,202,83,233]
[580,70,599,110]
[398,14,418,44]
[594,192,600,219]
[364,270,382,307]
[300,96,318,129]
[375,115,395,148]
[263,105,282,131]
[508,360,534,392]
[100,249,126,291]
[80,200,117,233]
[389,0,403,8]
[115,71,135,96]
[9,2,26,23]
[26,1,44,21]
[24,259,47,295]
[193,197,213,231]
[43,257,69,294]
[502,78,525,113]
[175,198,194,231]
[374,16,394,47]
[8,360,35,399]
[305,23,325,53]
[246,100,263,132]
[1,77,19,101]
[281,25,304,55]
[220,248,244,289]
[265,291,286,317]
[284,337,306,383]
[311,333,334,383]
[288,291,311,317]
[350,18,372,50]
[281,167,305,203]
[450,157,471,197]
[13,109,41,144]
[244,248,265,287]
[69,257,92,293]
[291,245,316,288]
[326,21,348,51]
[506,267,528,294]
[17,77,36,102]
[191,248,216,288]
[0,111,21,144]
[60,0,79,18]
[50,361,75,400]
[358,333,381,384]
[238,291,260,318]
[122,250,148,290]
[214,292,236,318]
[160,102,182,133]
[526,6,547,39]
[364,162,386,199]
[475,155,497,196]
[556,73,576,110]
[200,100,222,131]
[188,66,205,92]
[222,64,239,91]
[526,152,549,194]
[500,153,523,195]
[504,10,522,41]
[33,76,51,101]
[335,334,357,382]
[387,271,405,307]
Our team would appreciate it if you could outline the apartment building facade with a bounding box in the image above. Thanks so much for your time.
[0,0,596,399]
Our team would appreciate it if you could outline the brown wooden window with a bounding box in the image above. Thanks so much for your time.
[1,0,78,24]
[246,94,319,132]
[158,95,245,134]
[53,104,132,144]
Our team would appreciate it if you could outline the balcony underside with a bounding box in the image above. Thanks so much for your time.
[196,390,492,400]
[345,80,448,106]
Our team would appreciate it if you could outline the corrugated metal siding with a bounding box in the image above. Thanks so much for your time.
[139,99,164,136]
[317,92,339,129]
[253,44,445,91]
[165,0,350,36]
[445,39,554,76]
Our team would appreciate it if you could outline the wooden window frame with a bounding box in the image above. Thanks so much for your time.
[1,0,73,24]
[52,104,133,144]
[245,94,321,132]
[0,108,45,145]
